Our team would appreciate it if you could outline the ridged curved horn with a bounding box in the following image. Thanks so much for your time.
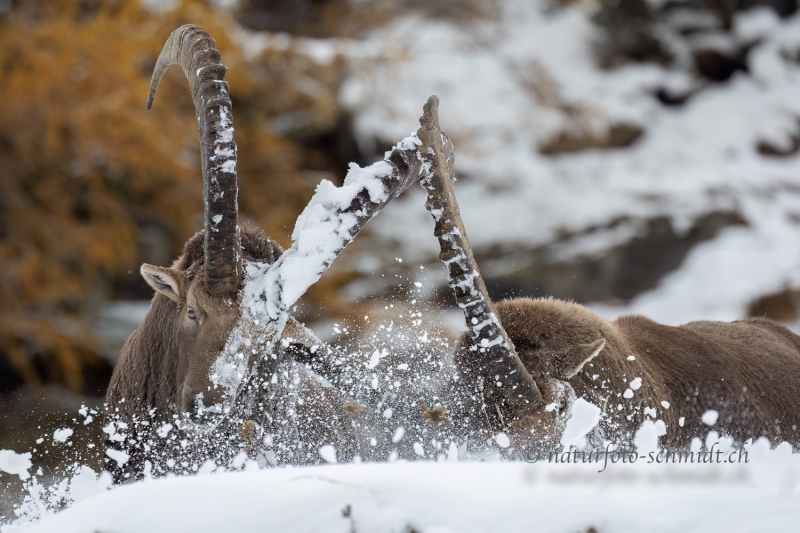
[418,96,544,413]
[148,25,241,296]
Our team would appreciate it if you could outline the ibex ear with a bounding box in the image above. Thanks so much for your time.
[141,264,183,303]
[559,338,606,379]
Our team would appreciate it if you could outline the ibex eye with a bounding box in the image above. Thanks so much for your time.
[558,397,567,410]
[187,308,197,320]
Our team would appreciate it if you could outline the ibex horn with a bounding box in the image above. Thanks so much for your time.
[148,25,241,296]
[418,95,544,413]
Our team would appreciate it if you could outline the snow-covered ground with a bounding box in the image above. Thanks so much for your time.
[5,440,800,533]
[3,397,799,531]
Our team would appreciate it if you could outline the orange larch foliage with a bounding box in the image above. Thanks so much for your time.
[0,0,355,393]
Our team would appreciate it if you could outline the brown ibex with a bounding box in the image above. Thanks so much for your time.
[419,97,800,454]
[104,25,440,480]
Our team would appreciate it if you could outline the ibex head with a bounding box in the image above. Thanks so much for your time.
[450,299,608,452]
[495,298,607,382]
[139,230,282,419]
[493,297,608,448]
[138,25,254,418]
[121,25,429,425]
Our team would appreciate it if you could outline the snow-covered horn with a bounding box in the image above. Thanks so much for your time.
[417,95,544,413]
[147,25,241,296]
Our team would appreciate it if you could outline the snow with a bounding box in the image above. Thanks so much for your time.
[634,420,661,455]
[51,429,72,444]
[138,0,177,14]
[702,409,720,426]
[242,133,421,323]
[367,350,381,369]
[232,27,357,65]
[65,467,112,505]
[0,450,32,481]
[495,432,511,449]
[392,427,405,443]
[623,388,634,399]
[334,0,800,327]
[8,448,800,533]
[207,105,237,181]
[268,161,389,310]
[735,6,782,42]
[318,445,337,464]
[560,398,601,448]
[104,449,130,467]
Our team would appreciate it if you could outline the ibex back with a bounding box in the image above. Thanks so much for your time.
[486,297,800,450]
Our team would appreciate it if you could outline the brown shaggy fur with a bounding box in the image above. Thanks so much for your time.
[105,227,370,482]
[493,297,800,448]
[106,228,283,420]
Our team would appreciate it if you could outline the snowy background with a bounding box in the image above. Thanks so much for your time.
[334,0,800,327]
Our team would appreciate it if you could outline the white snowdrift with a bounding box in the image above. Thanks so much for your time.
[9,444,800,533]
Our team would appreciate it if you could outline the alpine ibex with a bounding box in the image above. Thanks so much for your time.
[420,102,800,454]
[104,25,442,480]
[107,25,800,480]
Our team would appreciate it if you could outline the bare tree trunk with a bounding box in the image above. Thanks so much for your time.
[416,96,543,426]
